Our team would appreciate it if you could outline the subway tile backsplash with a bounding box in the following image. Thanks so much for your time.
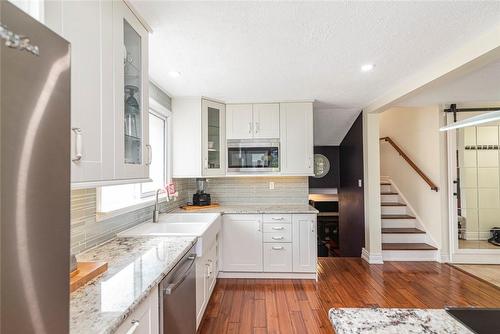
[70,176,308,254]
[195,176,308,205]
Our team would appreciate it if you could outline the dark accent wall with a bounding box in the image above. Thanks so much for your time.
[338,112,365,257]
[309,146,339,188]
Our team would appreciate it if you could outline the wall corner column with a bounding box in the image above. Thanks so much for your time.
[362,111,383,264]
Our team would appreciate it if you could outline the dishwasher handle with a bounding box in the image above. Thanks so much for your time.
[164,254,196,295]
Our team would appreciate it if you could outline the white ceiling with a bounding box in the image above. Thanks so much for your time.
[132,1,500,144]
[396,58,500,108]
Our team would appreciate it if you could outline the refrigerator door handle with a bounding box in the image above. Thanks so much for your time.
[72,127,82,162]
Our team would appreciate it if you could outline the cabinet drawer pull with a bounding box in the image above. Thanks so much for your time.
[272,246,284,250]
[146,144,152,166]
[272,236,284,240]
[271,217,284,221]
[71,127,82,162]
[125,320,140,334]
[271,226,284,230]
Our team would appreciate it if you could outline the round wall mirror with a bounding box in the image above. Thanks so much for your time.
[313,154,330,178]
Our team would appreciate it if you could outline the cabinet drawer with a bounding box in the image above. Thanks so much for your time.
[263,243,292,272]
[263,214,292,223]
[263,231,291,243]
[263,223,292,233]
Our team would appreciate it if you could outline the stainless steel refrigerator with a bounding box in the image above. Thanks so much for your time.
[1,2,70,333]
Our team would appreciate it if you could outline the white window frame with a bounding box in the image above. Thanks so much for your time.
[140,99,171,198]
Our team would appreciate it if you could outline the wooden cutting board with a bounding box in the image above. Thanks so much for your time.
[181,203,220,211]
[70,261,108,292]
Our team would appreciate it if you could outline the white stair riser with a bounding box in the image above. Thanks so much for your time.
[382,219,417,228]
[382,233,427,243]
[381,206,407,215]
[381,194,399,202]
[380,184,392,193]
[382,250,438,261]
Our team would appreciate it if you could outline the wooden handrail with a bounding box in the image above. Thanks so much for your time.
[380,137,439,192]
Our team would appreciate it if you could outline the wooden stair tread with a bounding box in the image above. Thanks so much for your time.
[382,228,425,234]
[382,243,437,251]
[382,214,415,219]
[380,182,391,185]
[381,202,406,207]
[381,192,398,195]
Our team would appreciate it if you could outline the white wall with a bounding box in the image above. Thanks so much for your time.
[379,106,448,252]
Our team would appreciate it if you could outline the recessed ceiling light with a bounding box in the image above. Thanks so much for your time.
[169,71,181,78]
[361,64,375,72]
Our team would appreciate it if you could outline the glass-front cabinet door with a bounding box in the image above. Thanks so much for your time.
[202,99,226,176]
[113,0,149,180]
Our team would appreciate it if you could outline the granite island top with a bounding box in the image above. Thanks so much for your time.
[174,204,319,214]
[329,308,473,334]
[71,236,197,334]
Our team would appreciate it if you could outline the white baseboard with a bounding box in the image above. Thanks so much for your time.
[463,231,490,240]
[450,249,500,264]
[218,271,317,280]
[438,251,450,263]
[361,248,384,264]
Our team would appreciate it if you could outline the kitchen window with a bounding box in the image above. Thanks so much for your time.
[140,111,167,197]
[98,100,171,215]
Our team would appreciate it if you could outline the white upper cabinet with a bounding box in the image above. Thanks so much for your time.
[253,103,280,139]
[226,103,280,140]
[226,104,253,140]
[172,98,202,178]
[280,102,314,175]
[45,0,114,183]
[202,99,226,176]
[172,98,225,178]
[45,0,150,186]
[113,0,149,180]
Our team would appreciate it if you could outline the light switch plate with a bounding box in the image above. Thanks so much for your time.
[269,181,275,190]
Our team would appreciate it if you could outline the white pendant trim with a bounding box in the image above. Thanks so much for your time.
[439,110,500,131]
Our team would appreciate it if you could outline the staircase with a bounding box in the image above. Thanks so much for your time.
[380,181,438,261]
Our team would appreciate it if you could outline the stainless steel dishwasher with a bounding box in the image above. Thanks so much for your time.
[160,246,197,334]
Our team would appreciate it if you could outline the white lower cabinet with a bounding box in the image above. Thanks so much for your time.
[196,240,218,328]
[292,214,317,272]
[115,286,159,334]
[263,243,292,272]
[221,214,263,272]
[221,213,317,277]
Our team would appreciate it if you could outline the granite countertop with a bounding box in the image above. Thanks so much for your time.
[71,236,197,334]
[329,308,473,334]
[174,204,319,214]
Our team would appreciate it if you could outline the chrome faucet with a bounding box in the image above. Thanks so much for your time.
[153,188,172,223]
[153,189,162,223]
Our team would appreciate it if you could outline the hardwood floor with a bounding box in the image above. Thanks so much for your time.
[453,264,500,289]
[198,258,500,334]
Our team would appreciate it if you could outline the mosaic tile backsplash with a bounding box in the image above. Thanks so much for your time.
[70,176,308,254]
[70,179,193,254]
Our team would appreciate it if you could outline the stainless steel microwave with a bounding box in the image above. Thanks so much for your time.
[227,139,280,173]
